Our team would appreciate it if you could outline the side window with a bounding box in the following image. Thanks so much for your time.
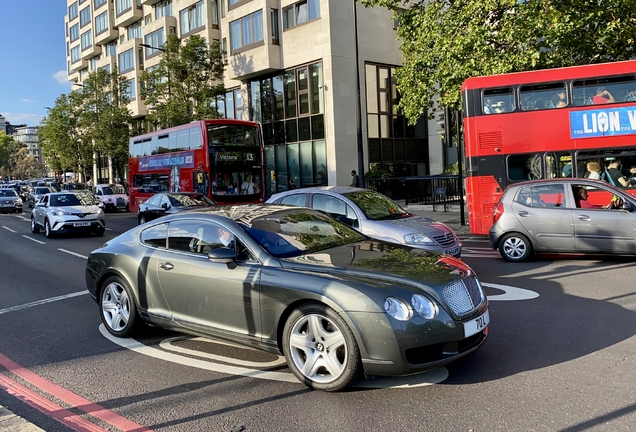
[573,75,636,106]
[141,223,168,248]
[530,184,565,207]
[312,194,347,218]
[167,220,213,253]
[514,186,533,206]
[146,195,160,206]
[545,152,573,178]
[281,193,308,206]
[571,184,615,209]
[519,82,567,111]
[483,87,515,114]
[507,153,542,181]
[159,196,171,208]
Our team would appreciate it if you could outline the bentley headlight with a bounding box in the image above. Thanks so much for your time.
[383,297,411,321]
[411,294,438,319]
[404,233,435,245]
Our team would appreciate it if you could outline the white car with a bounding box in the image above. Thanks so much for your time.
[94,183,129,212]
[31,192,106,238]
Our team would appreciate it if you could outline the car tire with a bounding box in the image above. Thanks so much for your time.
[138,214,146,225]
[282,302,361,392]
[99,276,141,338]
[498,233,533,262]
[95,227,105,236]
[17,209,22,214]
[31,216,40,233]
[44,219,52,238]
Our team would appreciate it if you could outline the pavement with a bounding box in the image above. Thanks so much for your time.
[0,405,44,432]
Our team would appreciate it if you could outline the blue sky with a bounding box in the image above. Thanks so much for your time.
[0,0,72,127]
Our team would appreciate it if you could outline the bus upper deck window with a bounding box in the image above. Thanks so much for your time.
[483,88,515,115]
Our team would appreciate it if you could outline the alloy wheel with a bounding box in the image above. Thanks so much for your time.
[101,282,131,332]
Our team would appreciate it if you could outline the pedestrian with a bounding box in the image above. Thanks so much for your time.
[350,170,359,187]
[288,178,297,190]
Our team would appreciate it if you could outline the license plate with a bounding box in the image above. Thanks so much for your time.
[73,222,91,227]
[0,203,12,207]
[463,309,489,338]
[445,247,460,256]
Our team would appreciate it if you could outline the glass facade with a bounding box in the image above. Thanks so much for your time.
[249,61,326,195]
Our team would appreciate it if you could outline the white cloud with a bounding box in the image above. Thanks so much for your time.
[2,112,46,127]
[21,99,35,103]
[53,70,73,87]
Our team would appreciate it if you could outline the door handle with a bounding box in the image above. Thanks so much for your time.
[517,211,529,217]
[159,262,174,270]
[578,215,591,221]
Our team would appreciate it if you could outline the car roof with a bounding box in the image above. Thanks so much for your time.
[272,186,369,198]
[160,203,319,224]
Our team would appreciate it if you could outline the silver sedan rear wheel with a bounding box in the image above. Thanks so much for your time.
[499,233,533,262]
[283,303,360,391]
[99,276,140,338]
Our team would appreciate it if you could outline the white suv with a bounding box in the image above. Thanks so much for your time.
[31,192,106,238]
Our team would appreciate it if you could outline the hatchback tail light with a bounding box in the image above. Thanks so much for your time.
[492,202,504,225]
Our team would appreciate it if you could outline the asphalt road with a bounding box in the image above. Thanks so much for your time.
[1,209,635,431]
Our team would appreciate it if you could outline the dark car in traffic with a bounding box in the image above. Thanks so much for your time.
[86,205,489,391]
[490,178,636,261]
[137,192,217,224]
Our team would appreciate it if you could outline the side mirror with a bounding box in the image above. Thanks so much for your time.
[36,202,45,207]
[622,201,632,211]
[207,247,237,263]
[161,203,170,210]
[336,215,354,226]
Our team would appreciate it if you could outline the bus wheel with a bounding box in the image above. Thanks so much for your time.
[499,233,532,262]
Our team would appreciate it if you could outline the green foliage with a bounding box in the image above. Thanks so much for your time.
[361,0,636,124]
[0,132,28,178]
[140,34,227,128]
[364,165,392,179]
[443,162,464,175]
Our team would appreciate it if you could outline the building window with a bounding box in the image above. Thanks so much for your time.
[214,88,242,119]
[90,56,101,70]
[100,64,111,72]
[95,11,108,34]
[81,30,93,51]
[144,28,164,56]
[125,78,136,100]
[155,0,173,19]
[105,41,117,57]
[71,45,81,64]
[118,48,135,72]
[209,0,218,26]
[116,0,132,15]
[229,10,263,52]
[80,68,89,81]
[70,23,80,42]
[145,14,152,24]
[282,0,320,30]
[127,20,142,40]
[80,5,91,27]
[69,2,79,20]
[271,9,279,44]
[94,0,107,9]
[180,1,204,35]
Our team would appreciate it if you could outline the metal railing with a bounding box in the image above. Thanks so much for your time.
[365,175,463,211]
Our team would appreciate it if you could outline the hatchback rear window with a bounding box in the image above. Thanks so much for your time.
[515,184,565,207]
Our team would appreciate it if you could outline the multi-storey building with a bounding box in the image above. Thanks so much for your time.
[12,127,43,164]
[65,0,446,188]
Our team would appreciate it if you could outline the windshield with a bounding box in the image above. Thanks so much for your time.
[35,187,51,194]
[49,194,94,207]
[68,183,88,190]
[0,189,18,197]
[241,209,366,258]
[109,184,125,194]
[343,190,411,220]
[101,187,115,195]
[168,194,217,207]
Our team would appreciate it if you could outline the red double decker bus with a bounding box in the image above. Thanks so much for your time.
[128,119,264,213]
[462,60,636,235]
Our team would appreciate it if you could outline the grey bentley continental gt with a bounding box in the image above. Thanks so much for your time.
[86,204,489,391]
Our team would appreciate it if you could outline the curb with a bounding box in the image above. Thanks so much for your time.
[0,406,44,432]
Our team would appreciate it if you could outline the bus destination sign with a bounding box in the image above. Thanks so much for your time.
[570,105,636,139]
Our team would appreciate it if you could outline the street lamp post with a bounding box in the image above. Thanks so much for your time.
[353,0,365,187]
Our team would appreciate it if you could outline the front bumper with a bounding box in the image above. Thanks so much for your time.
[0,203,22,213]
[348,305,489,376]
[50,216,105,233]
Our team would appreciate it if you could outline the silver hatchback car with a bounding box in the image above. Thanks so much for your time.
[490,178,636,261]
[267,186,462,257]
[31,192,106,238]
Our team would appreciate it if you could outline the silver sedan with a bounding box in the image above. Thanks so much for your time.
[267,186,462,257]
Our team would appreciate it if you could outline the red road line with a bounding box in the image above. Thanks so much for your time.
[0,353,152,432]
[0,373,108,432]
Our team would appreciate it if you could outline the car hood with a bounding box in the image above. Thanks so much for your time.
[49,205,101,214]
[281,240,473,291]
[369,215,455,236]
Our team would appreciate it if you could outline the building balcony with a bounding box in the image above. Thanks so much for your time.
[81,44,102,60]
[141,0,162,5]
[95,26,119,45]
[70,58,89,73]
[95,55,117,73]
[227,43,282,81]
[114,4,143,28]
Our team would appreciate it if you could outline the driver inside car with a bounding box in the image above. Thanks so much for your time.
[573,186,623,209]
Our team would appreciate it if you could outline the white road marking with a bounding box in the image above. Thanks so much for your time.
[0,291,87,315]
[2,226,16,233]
[484,283,540,301]
[14,215,30,221]
[22,235,45,244]
[100,325,448,389]
[105,228,113,231]
[57,248,88,259]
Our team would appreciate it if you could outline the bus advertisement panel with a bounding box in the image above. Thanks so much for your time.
[462,60,636,235]
[128,119,264,213]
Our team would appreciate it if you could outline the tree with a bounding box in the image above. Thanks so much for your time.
[40,92,93,181]
[12,147,44,179]
[80,68,133,182]
[361,0,636,123]
[0,132,27,179]
[140,34,227,128]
